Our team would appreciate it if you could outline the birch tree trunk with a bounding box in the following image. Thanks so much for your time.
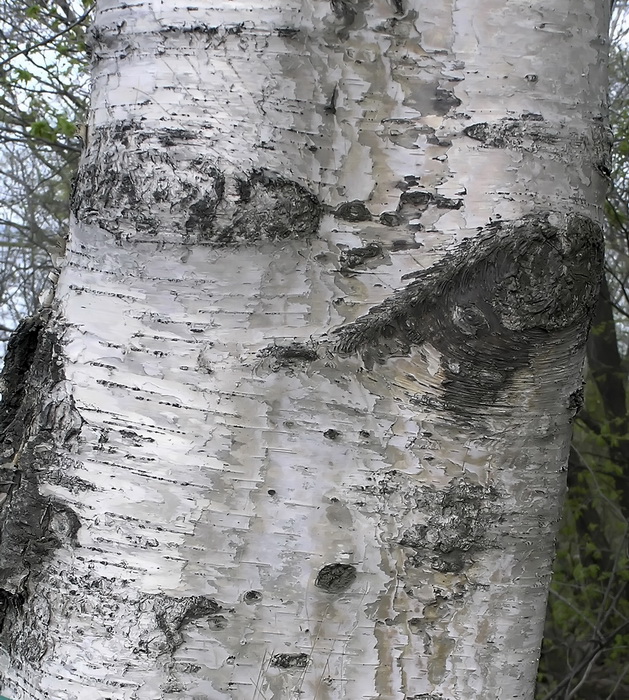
[0,1,610,699]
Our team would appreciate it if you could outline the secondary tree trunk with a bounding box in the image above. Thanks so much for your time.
[0,1,610,699]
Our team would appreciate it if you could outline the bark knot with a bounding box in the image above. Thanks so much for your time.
[333,213,603,413]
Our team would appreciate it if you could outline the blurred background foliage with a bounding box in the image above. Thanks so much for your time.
[0,2,628,698]
[0,0,91,337]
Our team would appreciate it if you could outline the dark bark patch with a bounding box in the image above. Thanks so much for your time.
[258,342,318,370]
[433,87,461,114]
[397,176,422,190]
[73,124,321,245]
[315,563,357,592]
[567,386,584,418]
[0,315,44,449]
[521,111,544,121]
[185,171,225,234]
[396,190,433,223]
[157,128,196,147]
[324,84,339,115]
[464,117,558,150]
[205,170,322,245]
[427,135,452,147]
[380,212,401,226]
[434,195,463,210]
[0,315,84,651]
[6,592,50,664]
[270,652,309,669]
[72,123,225,240]
[339,242,382,273]
[153,594,224,652]
[393,476,500,572]
[324,428,341,440]
[334,214,603,413]
[334,200,372,222]
[159,23,219,36]
[277,26,301,38]
[390,239,422,251]
[399,190,433,211]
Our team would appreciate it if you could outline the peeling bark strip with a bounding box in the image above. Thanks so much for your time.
[0,313,82,652]
[71,122,322,244]
[334,214,604,409]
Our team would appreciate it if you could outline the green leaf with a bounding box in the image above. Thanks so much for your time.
[55,114,75,137]
[15,68,33,83]
[30,119,55,140]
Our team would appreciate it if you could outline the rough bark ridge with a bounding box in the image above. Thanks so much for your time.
[0,313,82,663]
[71,123,323,245]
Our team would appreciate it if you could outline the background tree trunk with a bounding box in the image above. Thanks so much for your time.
[0,1,610,698]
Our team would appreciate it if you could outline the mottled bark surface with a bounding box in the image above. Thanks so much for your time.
[0,1,609,699]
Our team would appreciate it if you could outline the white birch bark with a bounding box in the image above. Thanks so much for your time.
[0,1,610,699]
